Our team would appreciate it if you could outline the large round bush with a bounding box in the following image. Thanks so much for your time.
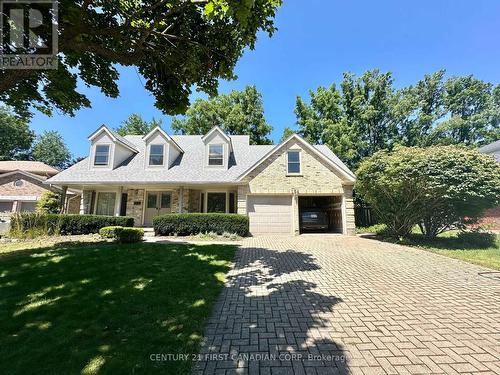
[356,145,500,238]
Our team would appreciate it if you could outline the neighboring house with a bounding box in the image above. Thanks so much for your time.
[0,161,80,215]
[46,125,356,235]
[479,140,500,230]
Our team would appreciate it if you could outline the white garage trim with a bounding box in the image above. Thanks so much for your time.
[247,195,293,235]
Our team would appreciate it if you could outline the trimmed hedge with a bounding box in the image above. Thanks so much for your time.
[153,213,249,236]
[10,213,134,237]
[99,226,144,243]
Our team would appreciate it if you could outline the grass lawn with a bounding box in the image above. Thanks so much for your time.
[400,231,500,270]
[0,238,236,374]
[358,224,500,270]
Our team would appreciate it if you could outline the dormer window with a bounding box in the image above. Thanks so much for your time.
[287,150,301,174]
[208,144,224,166]
[149,144,164,166]
[94,145,110,166]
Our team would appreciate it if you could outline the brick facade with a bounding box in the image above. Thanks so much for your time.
[241,138,356,235]
[0,172,51,198]
[0,171,59,214]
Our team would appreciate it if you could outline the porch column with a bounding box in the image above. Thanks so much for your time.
[79,193,85,214]
[342,184,356,236]
[59,186,67,214]
[291,188,299,235]
[178,187,184,213]
[114,187,123,216]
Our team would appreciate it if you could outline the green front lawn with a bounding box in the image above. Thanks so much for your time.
[400,231,500,270]
[0,239,236,374]
[358,224,500,270]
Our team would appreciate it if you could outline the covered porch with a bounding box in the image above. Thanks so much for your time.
[72,185,239,226]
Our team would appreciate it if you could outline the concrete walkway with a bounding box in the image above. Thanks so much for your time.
[192,235,500,375]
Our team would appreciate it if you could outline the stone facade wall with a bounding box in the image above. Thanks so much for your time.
[189,189,201,212]
[125,189,145,225]
[170,190,179,213]
[66,195,81,214]
[343,185,356,236]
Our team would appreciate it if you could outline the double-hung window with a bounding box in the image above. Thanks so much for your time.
[94,145,110,166]
[149,144,164,166]
[287,150,301,174]
[208,144,224,166]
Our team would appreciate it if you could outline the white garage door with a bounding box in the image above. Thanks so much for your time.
[247,195,292,235]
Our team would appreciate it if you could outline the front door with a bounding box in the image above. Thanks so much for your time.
[144,191,171,226]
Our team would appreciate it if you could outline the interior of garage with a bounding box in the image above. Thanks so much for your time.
[299,196,343,233]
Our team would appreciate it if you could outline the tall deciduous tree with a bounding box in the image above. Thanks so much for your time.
[0,0,282,119]
[172,85,273,144]
[32,131,71,169]
[115,114,162,136]
[291,70,500,169]
[0,107,35,160]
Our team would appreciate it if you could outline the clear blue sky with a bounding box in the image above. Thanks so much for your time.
[30,0,500,158]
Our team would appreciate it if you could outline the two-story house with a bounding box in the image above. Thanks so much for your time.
[46,125,356,235]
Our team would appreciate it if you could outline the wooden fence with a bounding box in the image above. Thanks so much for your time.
[355,206,377,227]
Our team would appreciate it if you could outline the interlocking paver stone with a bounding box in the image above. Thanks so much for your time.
[193,235,500,374]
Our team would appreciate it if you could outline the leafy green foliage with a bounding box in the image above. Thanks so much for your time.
[32,131,71,169]
[356,146,500,238]
[10,213,134,237]
[0,0,282,119]
[36,191,60,214]
[99,226,144,243]
[115,113,162,136]
[153,213,249,236]
[172,85,273,144]
[0,107,34,160]
[292,70,500,169]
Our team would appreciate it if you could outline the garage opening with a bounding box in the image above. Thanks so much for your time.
[299,196,342,234]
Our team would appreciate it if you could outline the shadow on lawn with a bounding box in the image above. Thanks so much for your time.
[193,246,348,374]
[400,231,498,250]
[0,240,236,375]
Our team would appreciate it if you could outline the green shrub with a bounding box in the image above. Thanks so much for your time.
[36,191,60,214]
[356,145,500,238]
[10,213,134,237]
[99,226,122,239]
[356,224,387,235]
[457,231,497,248]
[153,213,249,236]
[100,226,144,243]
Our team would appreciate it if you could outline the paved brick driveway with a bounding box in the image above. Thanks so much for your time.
[193,235,500,375]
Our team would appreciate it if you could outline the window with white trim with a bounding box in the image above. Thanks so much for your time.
[208,144,224,166]
[287,150,301,174]
[149,144,164,166]
[94,145,110,166]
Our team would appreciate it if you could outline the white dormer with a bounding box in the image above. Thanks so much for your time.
[142,126,183,169]
[202,126,232,169]
[88,125,138,170]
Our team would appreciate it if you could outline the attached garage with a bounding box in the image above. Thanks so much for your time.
[299,196,343,234]
[247,195,292,235]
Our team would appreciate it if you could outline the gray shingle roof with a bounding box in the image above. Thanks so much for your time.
[479,140,500,154]
[47,134,354,185]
